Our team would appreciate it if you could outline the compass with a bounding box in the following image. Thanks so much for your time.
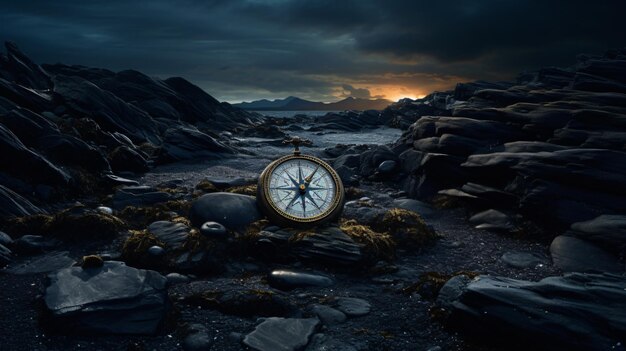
[257,136,345,227]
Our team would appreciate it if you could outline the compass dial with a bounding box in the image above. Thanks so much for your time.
[258,154,344,226]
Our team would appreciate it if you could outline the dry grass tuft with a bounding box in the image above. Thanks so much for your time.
[195,180,219,193]
[375,208,438,248]
[340,219,396,261]
[345,187,365,200]
[120,230,164,267]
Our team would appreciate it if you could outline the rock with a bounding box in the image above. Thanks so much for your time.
[549,235,622,273]
[108,145,149,173]
[52,75,161,144]
[0,42,53,90]
[469,209,515,232]
[309,305,346,325]
[0,243,11,266]
[147,220,190,251]
[438,273,626,351]
[200,221,227,238]
[4,251,75,274]
[36,133,111,172]
[96,206,113,215]
[189,192,261,229]
[334,297,371,317]
[104,174,139,186]
[157,126,235,164]
[377,160,397,174]
[165,272,190,285]
[147,245,166,257]
[173,251,215,274]
[243,317,320,351]
[183,324,212,351]
[13,235,58,255]
[43,261,169,334]
[0,231,12,247]
[112,186,172,209]
[268,270,334,291]
[291,227,363,265]
[0,124,70,187]
[390,198,434,218]
[568,215,626,250]
[501,251,547,269]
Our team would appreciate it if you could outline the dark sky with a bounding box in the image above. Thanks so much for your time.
[1,0,625,102]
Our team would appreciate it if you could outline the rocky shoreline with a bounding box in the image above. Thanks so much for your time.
[1,42,625,351]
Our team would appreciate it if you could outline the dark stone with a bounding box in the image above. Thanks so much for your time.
[147,245,166,257]
[14,235,58,255]
[549,235,622,273]
[309,305,346,325]
[4,251,75,275]
[568,215,626,251]
[305,334,357,351]
[156,126,235,164]
[199,221,227,238]
[189,192,261,229]
[0,185,45,219]
[0,243,11,267]
[438,273,626,351]
[108,145,149,173]
[0,42,53,90]
[334,297,371,317]
[377,160,397,174]
[292,227,362,265]
[390,198,434,218]
[469,209,515,233]
[0,231,12,246]
[268,270,334,291]
[43,261,169,335]
[501,251,547,269]
[147,221,190,251]
[243,317,320,351]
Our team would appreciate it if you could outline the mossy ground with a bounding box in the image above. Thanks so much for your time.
[339,219,396,262]
[374,208,439,248]
[225,184,257,196]
[3,207,125,241]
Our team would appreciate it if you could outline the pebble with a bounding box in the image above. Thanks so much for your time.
[378,160,397,174]
[147,245,166,257]
[200,221,227,238]
[268,269,334,290]
[243,317,320,351]
[334,297,371,317]
[96,206,113,215]
[309,304,346,325]
[183,324,212,351]
[166,273,190,285]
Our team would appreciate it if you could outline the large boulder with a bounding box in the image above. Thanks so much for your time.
[0,42,53,90]
[43,261,169,335]
[189,192,260,229]
[156,126,235,164]
[438,273,626,351]
[52,75,160,144]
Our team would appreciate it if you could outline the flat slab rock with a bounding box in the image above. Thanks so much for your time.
[147,220,190,251]
[4,251,75,275]
[243,317,320,351]
[438,273,626,351]
[43,261,169,335]
[334,297,371,317]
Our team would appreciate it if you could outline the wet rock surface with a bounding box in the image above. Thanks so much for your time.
[438,273,626,351]
[43,261,169,335]
[243,317,320,351]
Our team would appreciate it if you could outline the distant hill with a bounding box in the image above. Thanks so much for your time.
[234,96,392,111]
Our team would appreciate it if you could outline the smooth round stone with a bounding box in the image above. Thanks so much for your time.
[268,270,334,290]
[501,251,547,269]
[200,221,227,238]
[96,206,113,215]
[310,304,347,325]
[377,160,397,174]
[334,297,371,317]
[147,245,165,257]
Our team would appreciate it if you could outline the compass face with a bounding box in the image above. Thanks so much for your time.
[260,155,343,224]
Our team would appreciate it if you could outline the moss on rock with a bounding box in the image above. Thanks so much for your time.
[340,219,396,261]
[374,208,438,248]
[120,230,164,267]
[225,184,257,196]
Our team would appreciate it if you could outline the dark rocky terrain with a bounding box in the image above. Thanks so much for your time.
[1,41,625,351]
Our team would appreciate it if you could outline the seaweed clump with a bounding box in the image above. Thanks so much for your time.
[340,219,396,261]
[374,208,438,248]
[120,230,164,268]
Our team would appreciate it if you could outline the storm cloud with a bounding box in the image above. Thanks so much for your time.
[0,0,624,102]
